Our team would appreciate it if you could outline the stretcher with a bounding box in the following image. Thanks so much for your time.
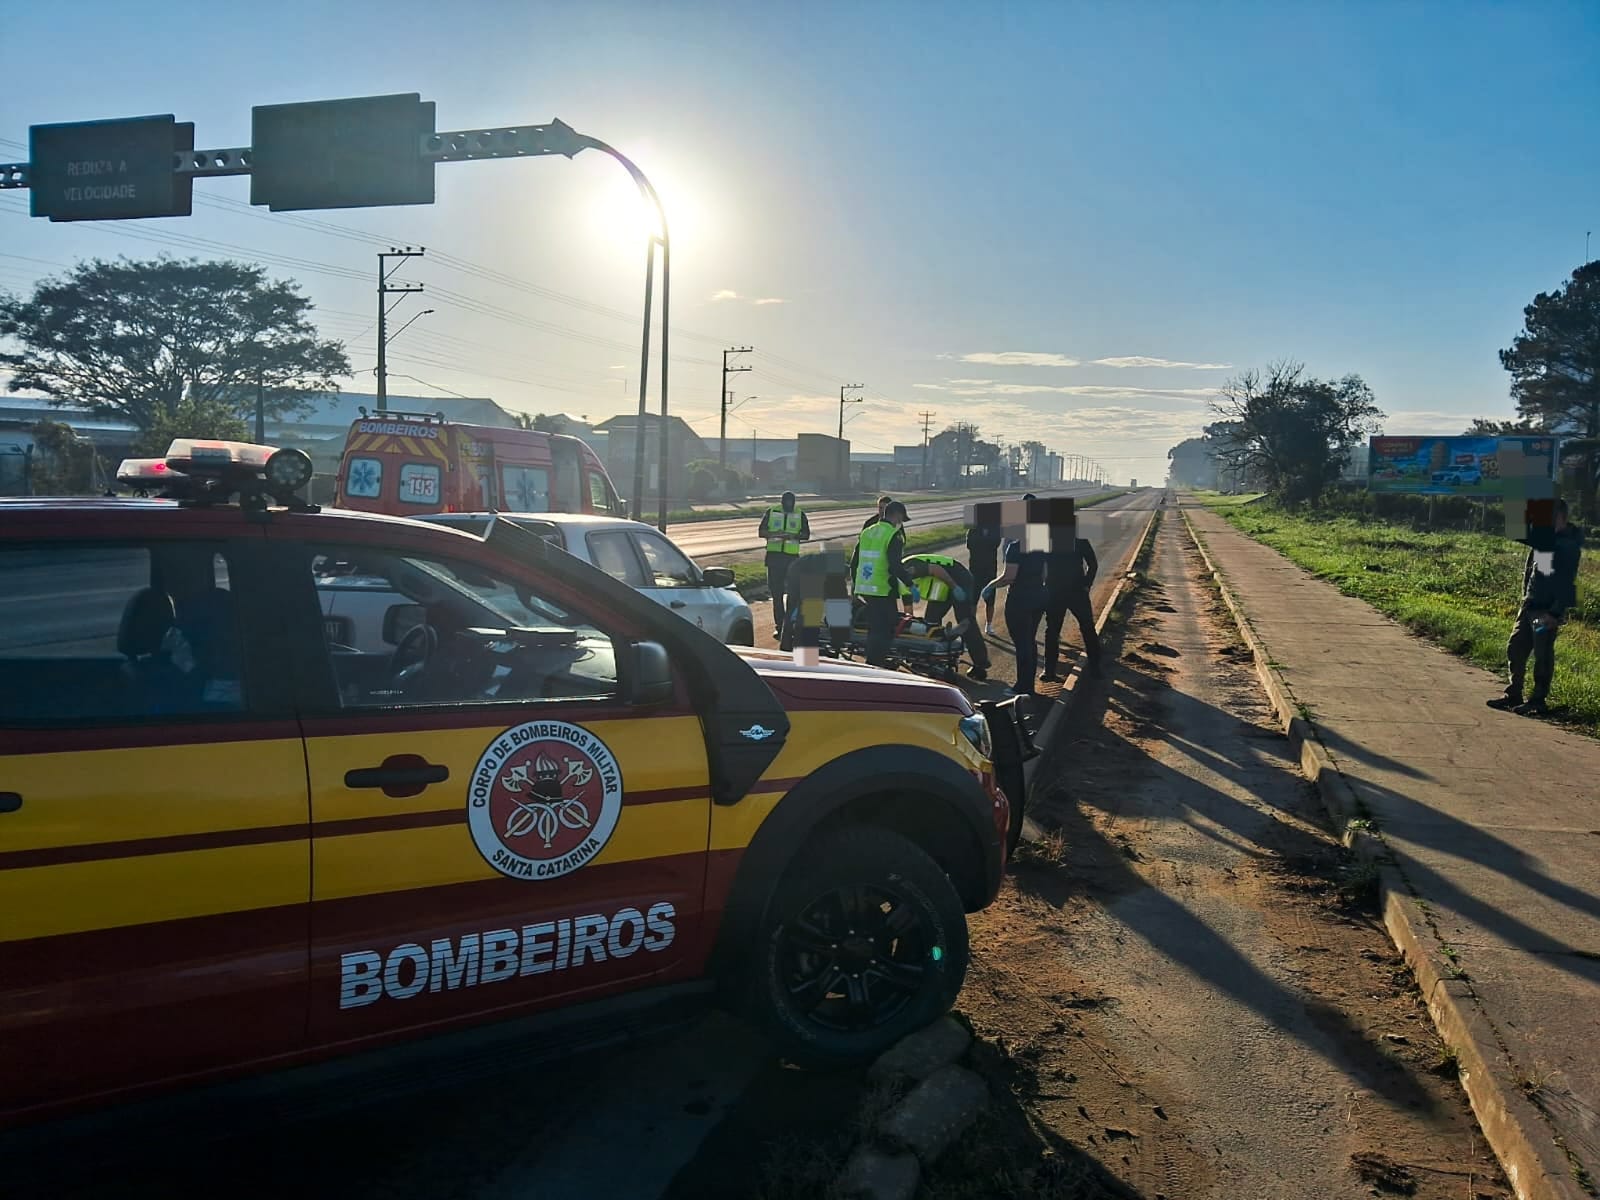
[820,599,970,682]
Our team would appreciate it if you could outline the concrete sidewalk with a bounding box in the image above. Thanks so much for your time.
[1183,501,1599,1200]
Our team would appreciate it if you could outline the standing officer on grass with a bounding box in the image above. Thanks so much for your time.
[852,501,917,666]
[1488,496,1583,717]
[904,551,991,681]
[757,491,809,636]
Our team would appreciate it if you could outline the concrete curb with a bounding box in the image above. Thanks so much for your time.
[1179,503,1585,1200]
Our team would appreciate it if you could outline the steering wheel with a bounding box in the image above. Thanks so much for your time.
[389,622,438,686]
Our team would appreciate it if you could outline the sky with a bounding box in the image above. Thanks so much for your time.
[3,0,1598,484]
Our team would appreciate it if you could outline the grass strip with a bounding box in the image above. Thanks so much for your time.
[1207,499,1600,733]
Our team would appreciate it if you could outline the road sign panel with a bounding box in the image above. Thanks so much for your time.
[250,93,436,212]
[28,115,194,222]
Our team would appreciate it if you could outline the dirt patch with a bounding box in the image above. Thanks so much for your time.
[939,505,1510,1199]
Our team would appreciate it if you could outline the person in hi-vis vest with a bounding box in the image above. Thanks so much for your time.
[850,500,916,666]
[757,491,810,634]
[904,552,990,681]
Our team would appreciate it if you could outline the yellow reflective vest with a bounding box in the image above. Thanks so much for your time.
[854,520,898,596]
[904,552,957,603]
[765,506,804,555]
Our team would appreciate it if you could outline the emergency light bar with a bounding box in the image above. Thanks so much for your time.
[113,440,315,509]
[114,457,183,488]
[164,439,276,476]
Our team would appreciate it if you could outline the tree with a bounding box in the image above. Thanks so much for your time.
[0,257,350,439]
[512,411,562,433]
[1463,417,1547,436]
[1207,361,1383,505]
[28,420,99,495]
[1499,260,1600,517]
[132,398,249,456]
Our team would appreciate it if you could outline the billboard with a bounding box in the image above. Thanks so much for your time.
[1366,436,1556,496]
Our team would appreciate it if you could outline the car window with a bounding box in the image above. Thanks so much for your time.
[633,532,699,587]
[309,544,618,709]
[585,530,649,587]
[588,470,614,514]
[0,542,245,722]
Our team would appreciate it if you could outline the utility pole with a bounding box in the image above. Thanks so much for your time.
[918,410,936,489]
[838,383,864,491]
[838,383,864,440]
[719,347,752,470]
[377,247,425,412]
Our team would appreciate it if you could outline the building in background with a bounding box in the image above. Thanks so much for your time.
[795,433,850,493]
[592,413,710,504]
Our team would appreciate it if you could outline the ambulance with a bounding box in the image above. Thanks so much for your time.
[334,410,622,517]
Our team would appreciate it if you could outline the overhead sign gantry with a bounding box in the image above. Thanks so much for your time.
[1,94,672,528]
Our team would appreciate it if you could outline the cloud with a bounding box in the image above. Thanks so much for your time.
[948,382,1221,402]
[1380,409,1475,435]
[754,297,785,306]
[958,351,1080,368]
[711,289,741,302]
[1091,356,1233,370]
[913,383,947,391]
[947,377,997,385]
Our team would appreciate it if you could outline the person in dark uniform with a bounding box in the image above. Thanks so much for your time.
[756,491,809,635]
[1488,497,1584,716]
[862,494,894,531]
[851,501,916,666]
[965,517,1002,636]
[986,531,1049,696]
[904,552,991,680]
[1042,535,1101,681]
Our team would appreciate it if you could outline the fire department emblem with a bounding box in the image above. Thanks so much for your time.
[468,720,624,880]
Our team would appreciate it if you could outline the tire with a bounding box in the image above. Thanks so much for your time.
[747,827,970,1070]
[727,621,754,647]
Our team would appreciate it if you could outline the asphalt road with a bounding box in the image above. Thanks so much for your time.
[668,483,1115,558]
[749,488,1162,694]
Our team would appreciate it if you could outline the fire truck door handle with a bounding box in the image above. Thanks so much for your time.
[0,792,20,813]
[345,756,450,799]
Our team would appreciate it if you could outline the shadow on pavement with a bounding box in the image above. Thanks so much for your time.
[1016,581,1444,1119]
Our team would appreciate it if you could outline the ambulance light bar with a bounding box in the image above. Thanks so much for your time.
[114,458,184,488]
[164,439,276,477]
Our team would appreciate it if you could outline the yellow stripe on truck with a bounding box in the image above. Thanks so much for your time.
[0,842,307,942]
[0,739,308,853]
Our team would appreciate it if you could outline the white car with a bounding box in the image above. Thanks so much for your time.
[423,512,756,645]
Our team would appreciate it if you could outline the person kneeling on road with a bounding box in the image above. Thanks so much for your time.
[852,501,917,666]
[1488,497,1583,717]
[904,552,990,681]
